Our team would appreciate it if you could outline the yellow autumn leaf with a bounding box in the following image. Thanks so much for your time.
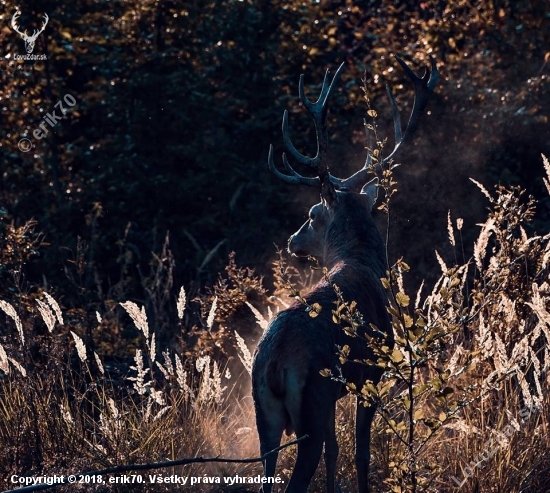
[396,292,410,307]
[391,348,404,363]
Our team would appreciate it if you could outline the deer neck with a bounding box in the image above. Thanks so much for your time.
[323,217,386,278]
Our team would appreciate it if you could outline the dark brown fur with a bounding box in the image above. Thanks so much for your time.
[252,191,392,493]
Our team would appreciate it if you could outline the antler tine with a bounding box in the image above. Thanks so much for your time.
[386,84,403,148]
[271,62,345,188]
[11,11,25,36]
[381,55,439,167]
[33,13,49,37]
[300,62,345,180]
[337,56,438,193]
[328,117,375,193]
[282,153,319,186]
[281,110,317,168]
[268,144,319,187]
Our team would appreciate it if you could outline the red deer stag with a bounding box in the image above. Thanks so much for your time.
[252,56,439,493]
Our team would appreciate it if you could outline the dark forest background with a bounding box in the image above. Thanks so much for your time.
[0,0,548,331]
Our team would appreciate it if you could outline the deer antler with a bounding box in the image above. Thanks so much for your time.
[11,11,26,37]
[333,55,439,192]
[269,56,439,194]
[381,55,439,166]
[11,11,48,40]
[33,13,49,38]
[268,62,345,189]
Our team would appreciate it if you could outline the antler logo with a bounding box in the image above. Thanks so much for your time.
[11,11,49,54]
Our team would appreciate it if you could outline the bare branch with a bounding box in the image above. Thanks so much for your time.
[0,436,308,493]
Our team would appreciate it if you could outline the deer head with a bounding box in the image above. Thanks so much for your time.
[269,56,439,265]
[11,11,49,54]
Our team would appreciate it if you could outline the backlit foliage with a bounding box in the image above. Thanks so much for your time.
[321,155,550,492]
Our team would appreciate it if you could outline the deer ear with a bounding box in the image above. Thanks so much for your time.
[360,178,378,210]
[320,179,338,208]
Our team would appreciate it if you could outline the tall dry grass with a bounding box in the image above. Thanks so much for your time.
[0,289,259,492]
[1,157,549,492]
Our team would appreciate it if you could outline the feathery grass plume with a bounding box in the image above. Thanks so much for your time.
[177,286,186,319]
[424,273,444,325]
[70,331,87,362]
[456,217,464,230]
[458,263,469,291]
[196,355,212,404]
[163,350,175,375]
[492,333,509,374]
[153,405,171,422]
[193,356,226,405]
[94,351,105,374]
[174,353,193,400]
[43,292,63,325]
[447,344,464,377]
[8,357,26,376]
[234,330,253,375]
[207,296,217,330]
[36,299,56,333]
[100,398,122,440]
[470,177,493,201]
[59,404,74,425]
[444,418,480,436]
[474,217,496,270]
[542,154,550,195]
[0,343,10,374]
[414,280,424,309]
[0,300,24,344]
[529,347,545,405]
[120,301,149,339]
[510,334,529,367]
[149,388,166,406]
[434,249,447,273]
[499,294,517,340]
[128,349,148,395]
[396,264,405,293]
[517,371,538,410]
[155,361,169,379]
[477,313,493,360]
[196,354,209,373]
[149,333,156,363]
[504,409,521,432]
[526,283,550,346]
[141,396,152,423]
[246,301,269,330]
[155,350,174,379]
[224,368,231,379]
[96,311,102,323]
[447,210,455,246]
[210,360,226,405]
[519,225,528,244]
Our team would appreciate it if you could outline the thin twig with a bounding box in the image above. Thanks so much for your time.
[1,435,307,493]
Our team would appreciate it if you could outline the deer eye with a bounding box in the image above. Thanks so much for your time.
[309,212,316,221]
